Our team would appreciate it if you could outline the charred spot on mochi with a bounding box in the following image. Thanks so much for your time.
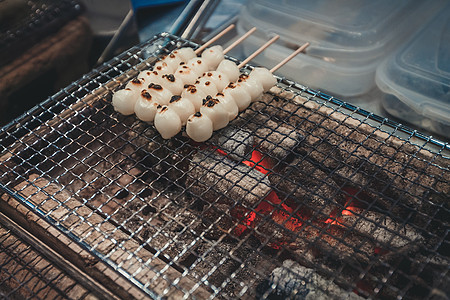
[238,74,249,83]
[217,92,224,97]
[227,82,236,88]
[170,95,182,103]
[185,85,197,93]
[203,98,219,107]
[195,80,200,84]
[194,112,202,117]
[182,65,188,69]
[125,88,132,91]
[141,90,152,100]
[148,83,163,90]
[179,62,185,65]
[202,95,212,105]
[160,106,169,112]
[163,74,176,82]
[152,71,159,75]
[157,104,162,109]
[207,72,212,77]
[131,78,142,84]
[205,81,211,86]
[169,53,176,58]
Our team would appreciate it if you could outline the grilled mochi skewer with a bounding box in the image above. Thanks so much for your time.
[183,36,280,141]
[152,26,257,95]
[185,42,310,142]
[219,40,311,115]
[146,35,280,140]
[120,26,256,121]
[112,77,146,115]
[135,27,255,138]
[146,24,238,86]
[114,31,309,142]
[112,25,254,117]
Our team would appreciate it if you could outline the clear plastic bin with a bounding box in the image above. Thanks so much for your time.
[375,3,450,139]
[237,0,440,98]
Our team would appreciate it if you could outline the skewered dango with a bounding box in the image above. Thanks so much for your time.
[181,84,208,111]
[111,29,309,142]
[154,105,182,139]
[146,83,173,105]
[168,95,196,126]
[186,112,213,142]
[201,45,224,70]
[134,90,159,122]
[200,96,229,131]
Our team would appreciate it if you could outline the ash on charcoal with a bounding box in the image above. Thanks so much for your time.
[297,137,343,172]
[186,151,272,208]
[213,126,254,162]
[259,90,450,220]
[199,203,240,240]
[253,118,302,162]
[258,260,363,300]
[269,157,345,219]
[333,161,417,216]
[185,237,274,299]
[254,216,376,265]
[234,112,302,163]
[339,211,424,249]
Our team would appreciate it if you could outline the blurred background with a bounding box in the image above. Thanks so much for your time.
[0,0,448,140]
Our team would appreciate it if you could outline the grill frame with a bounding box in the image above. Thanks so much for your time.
[0,210,109,299]
[0,32,449,299]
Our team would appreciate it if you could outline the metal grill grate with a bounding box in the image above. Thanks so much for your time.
[0,33,449,299]
[0,214,97,299]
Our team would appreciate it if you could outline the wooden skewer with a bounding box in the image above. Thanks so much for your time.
[223,27,257,54]
[270,42,310,73]
[237,35,280,68]
[195,24,235,54]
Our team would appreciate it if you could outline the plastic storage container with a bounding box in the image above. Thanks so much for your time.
[236,0,439,98]
[376,3,450,139]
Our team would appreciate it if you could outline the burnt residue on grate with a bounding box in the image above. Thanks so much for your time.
[0,34,449,299]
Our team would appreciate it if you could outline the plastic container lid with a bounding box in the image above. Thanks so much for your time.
[237,0,437,97]
[241,0,428,64]
[376,3,450,138]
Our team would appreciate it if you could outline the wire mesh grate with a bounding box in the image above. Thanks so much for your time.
[0,218,95,299]
[0,33,449,299]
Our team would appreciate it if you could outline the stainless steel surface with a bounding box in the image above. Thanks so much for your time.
[171,0,220,39]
